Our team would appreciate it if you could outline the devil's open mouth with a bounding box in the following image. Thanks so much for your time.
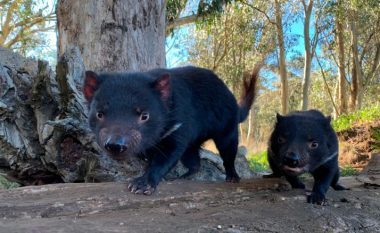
[282,165,308,175]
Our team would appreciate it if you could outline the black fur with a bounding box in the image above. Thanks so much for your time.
[266,110,346,204]
[83,66,259,195]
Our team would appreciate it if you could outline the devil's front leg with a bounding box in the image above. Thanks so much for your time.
[308,163,337,205]
[128,133,187,195]
[263,154,284,178]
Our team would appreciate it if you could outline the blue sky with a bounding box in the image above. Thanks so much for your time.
[165,1,309,69]
[26,0,57,65]
[165,8,310,92]
[33,0,310,74]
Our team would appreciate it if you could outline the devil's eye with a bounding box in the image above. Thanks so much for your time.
[277,136,286,144]
[96,112,104,119]
[140,112,149,122]
[309,141,319,149]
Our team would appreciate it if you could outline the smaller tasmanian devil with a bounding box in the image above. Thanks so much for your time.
[266,110,346,204]
[83,66,260,195]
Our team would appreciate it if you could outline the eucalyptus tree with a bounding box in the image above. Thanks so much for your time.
[0,0,55,55]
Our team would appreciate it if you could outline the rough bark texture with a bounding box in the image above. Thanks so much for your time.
[275,0,288,115]
[301,0,313,111]
[349,16,363,111]
[0,47,47,182]
[57,0,166,72]
[0,47,256,185]
[336,1,347,115]
[1,176,379,233]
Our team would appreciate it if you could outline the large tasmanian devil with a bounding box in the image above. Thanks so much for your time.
[266,110,347,204]
[83,66,259,195]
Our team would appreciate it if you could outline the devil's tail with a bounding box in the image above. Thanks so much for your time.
[238,64,261,123]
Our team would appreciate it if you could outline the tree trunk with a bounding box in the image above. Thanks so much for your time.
[275,0,288,114]
[333,78,339,118]
[246,109,252,146]
[301,0,313,111]
[57,0,166,72]
[349,13,363,111]
[336,5,347,115]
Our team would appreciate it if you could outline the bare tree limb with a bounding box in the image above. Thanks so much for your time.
[166,15,198,34]
[0,1,56,48]
[0,0,19,44]
[13,14,55,28]
[315,54,340,116]
[240,0,276,25]
[363,43,380,88]
[4,26,55,48]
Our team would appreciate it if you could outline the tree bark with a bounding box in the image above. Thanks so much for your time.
[349,12,363,111]
[301,0,313,111]
[57,0,166,72]
[336,4,347,115]
[275,0,288,114]
[246,109,252,146]
[166,14,197,34]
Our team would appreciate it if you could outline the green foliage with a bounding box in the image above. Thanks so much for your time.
[371,127,380,152]
[166,0,234,34]
[247,151,362,177]
[0,175,20,189]
[166,0,187,23]
[0,0,55,56]
[247,152,360,177]
[340,166,359,177]
[332,105,380,132]
[247,151,270,173]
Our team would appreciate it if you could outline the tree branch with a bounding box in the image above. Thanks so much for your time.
[240,0,276,25]
[4,26,55,48]
[315,54,340,116]
[363,43,380,88]
[0,1,55,47]
[13,13,56,28]
[358,16,380,64]
[166,0,228,34]
[166,14,198,33]
[0,0,20,44]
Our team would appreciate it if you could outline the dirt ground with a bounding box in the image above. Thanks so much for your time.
[338,120,380,168]
[0,176,379,233]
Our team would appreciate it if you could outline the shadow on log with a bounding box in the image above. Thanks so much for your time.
[0,47,256,185]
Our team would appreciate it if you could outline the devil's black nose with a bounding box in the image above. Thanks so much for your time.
[104,142,127,154]
[284,152,300,167]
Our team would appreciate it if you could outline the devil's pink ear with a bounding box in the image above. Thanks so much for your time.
[154,73,171,101]
[83,71,100,102]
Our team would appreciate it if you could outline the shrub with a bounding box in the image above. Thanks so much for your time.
[332,105,380,132]
[247,151,270,173]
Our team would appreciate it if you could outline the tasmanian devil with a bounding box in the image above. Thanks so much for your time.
[83,66,259,195]
[266,110,346,204]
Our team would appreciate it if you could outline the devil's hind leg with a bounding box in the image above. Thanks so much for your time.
[213,128,240,182]
[180,143,201,179]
